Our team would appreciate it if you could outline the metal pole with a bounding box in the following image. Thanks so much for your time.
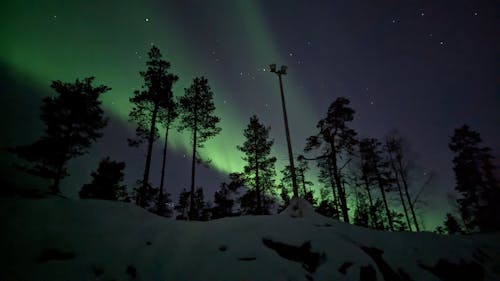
[277,73,299,198]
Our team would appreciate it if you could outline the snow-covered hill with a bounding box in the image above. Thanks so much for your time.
[1,198,499,281]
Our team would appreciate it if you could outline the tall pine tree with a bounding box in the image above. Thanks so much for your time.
[10,77,109,194]
[79,157,127,201]
[129,46,178,208]
[385,131,420,231]
[155,97,178,216]
[178,76,221,220]
[359,138,395,231]
[304,97,357,223]
[449,125,499,232]
[237,115,277,215]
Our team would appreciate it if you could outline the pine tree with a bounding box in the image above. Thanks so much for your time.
[316,158,341,217]
[385,131,420,231]
[353,197,371,228]
[444,213,463,234]
[358,138,395,231]
[178,77,221,220]
[175,188,190,220]
[79,157,127,200]
[10,77,109,194]
[281,158,314,200]
[191,187,210,221]
[237,115,277,215]
[129,46,178,208]
[278,183,291,212]
[156,97,178,216]
[304,97,357,223]
[212,182,235,219]
[449,125,499,232]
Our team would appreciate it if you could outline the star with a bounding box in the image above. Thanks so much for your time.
[392,19,396,24]
[289,52,293,57]
[307,41,311,45]
[440,41,444,46]
[474,12,478,16]
[53,15,57,19]
[420,12,425,16]
[145,18,149,22]
[223,100,227,104]
[429,33,433,37]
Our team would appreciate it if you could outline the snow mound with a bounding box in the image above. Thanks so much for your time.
[1,198,499,281]
[279,198,318,218]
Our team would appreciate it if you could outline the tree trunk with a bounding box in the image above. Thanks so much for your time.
[139,103,159,207]
[52,159,65,194]
[362,173,376,228]
[397,158,420,231]
[388,151,412,231]
[189,107,198,220]
[376,173,394,231]
[254,134,261,214]
[327,159,340,217]
[330,145,350,223]
[158,124,170,213]
[300,169,307,196]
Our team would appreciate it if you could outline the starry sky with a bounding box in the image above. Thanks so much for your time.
[1,0,498,230]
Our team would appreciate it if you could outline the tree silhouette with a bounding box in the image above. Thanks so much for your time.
[359,138,395,231]
[79,157,127,200]
[178,76,221,220]
[10,77,109,194]
[449,125,499,232]
[281,157,313,201]
[305,97,357,223]
[156,97,179,216]
[385,131,420,231]
[175,188,190,220]
[237,115,277,215]
[212,182,235,219]
[444,213,463,234]
[277,183,291,212]
[129,46,178,208]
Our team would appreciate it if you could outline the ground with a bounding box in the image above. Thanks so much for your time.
[1,197,499,281]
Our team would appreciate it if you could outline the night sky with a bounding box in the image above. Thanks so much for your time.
[1,0,498,230]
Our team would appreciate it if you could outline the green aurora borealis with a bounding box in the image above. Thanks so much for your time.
[2,0,498,230]
[1,0,317,174]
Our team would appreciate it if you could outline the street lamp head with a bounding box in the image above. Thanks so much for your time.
[280,65,288,75]
[269,64,277,73]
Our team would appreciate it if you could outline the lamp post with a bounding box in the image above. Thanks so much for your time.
[269,64,299,199]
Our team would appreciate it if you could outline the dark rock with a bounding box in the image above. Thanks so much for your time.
[218,245,227,252]
[146,241,152,245]
[38,248,75,262]
[338,262,354,275]
[262,238,325,273]
[360,265,377,281]
[238,257,256,261]
[126,264,137,279]
[419,259,484,281]
[360,246,414,281]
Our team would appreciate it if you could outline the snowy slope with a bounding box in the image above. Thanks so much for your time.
[0,197,499,281]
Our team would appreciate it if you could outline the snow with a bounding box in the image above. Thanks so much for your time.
[0,197,499,281]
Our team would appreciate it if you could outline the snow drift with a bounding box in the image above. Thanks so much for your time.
[0,198,499,281]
